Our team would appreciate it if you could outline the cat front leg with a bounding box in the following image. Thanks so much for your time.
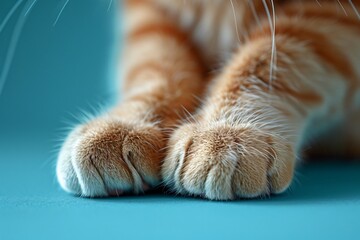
[56,1,206,197]
[162,27,349,200]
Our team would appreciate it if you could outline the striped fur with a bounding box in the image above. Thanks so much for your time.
[57,0,360,200]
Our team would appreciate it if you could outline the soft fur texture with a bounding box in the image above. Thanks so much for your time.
[57,0,360,200]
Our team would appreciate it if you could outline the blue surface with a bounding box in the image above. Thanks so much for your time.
[1,1,360,240]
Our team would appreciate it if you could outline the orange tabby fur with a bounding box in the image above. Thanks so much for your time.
[57,0,360,200]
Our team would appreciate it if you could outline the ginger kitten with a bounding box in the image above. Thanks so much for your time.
[57,0,360,200]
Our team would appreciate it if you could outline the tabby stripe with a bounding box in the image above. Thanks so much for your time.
[128,23,190,45]
[227,73,323,105]
[255,20,358,107]
[258,77,323,104]
[125,0,152,8]
[125,61,168,83]
[127,22,202,64]
[250,21,358,82]
[282,5,360,31]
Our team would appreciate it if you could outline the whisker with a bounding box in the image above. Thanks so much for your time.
[25,0,38,16]
[0,0,24,34]
[337,0,348,16]
[348,0,360,19]
[53,0,70,26]
[229,0,242,45]
[270,0,277,88]
[107,0,113,12]
[261,0,277,90]
[0,0,38,96]
[315,0,322,7]
[248,0,262,29]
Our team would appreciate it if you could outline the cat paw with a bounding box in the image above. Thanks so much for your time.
[56,118,165,197]
[162,123,295,200]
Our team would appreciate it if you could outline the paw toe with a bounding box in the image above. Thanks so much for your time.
[57,119,164,197]
[163,124,295,200]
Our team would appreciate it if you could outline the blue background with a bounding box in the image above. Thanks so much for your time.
[0,1,359,239]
